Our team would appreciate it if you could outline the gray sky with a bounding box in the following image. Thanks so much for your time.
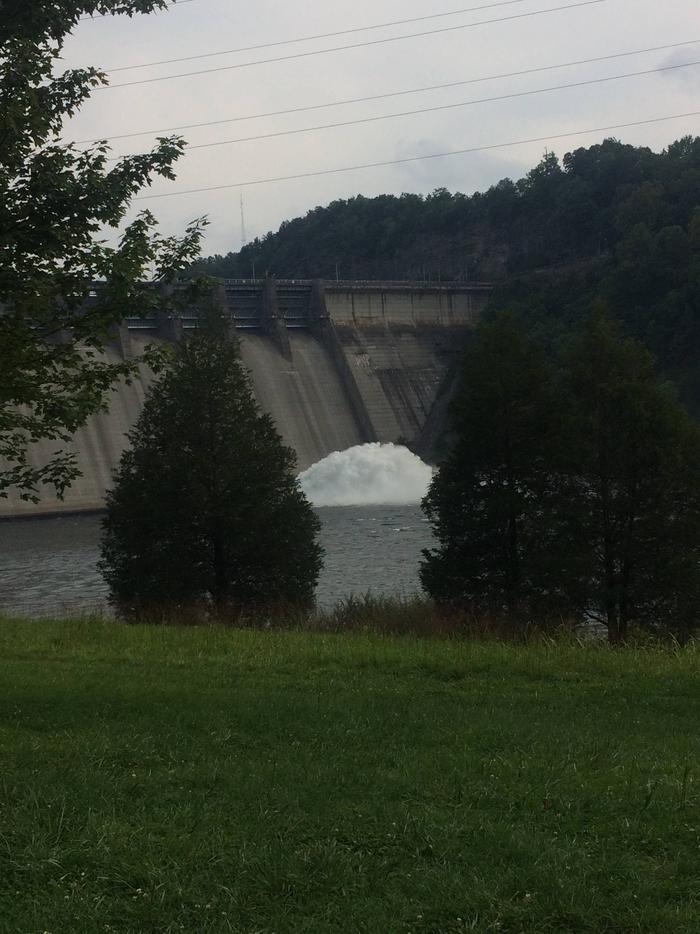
[62,0,700,257]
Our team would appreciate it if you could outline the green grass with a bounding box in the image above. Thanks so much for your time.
[0,620,698,933]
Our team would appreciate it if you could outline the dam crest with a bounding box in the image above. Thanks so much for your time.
[2,278,490,517]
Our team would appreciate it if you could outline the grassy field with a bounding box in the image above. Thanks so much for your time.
[0,620,697,933]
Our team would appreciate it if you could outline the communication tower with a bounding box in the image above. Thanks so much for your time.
[240,193,247,248]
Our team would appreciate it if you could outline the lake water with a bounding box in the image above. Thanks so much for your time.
[0,507,434,618]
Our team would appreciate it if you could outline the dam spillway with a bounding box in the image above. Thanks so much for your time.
[1,278,491,518]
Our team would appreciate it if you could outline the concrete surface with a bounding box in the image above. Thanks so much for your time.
[1,280,488,517]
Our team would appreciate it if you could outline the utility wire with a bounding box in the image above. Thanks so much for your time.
[108,59,700,158]
[79,0,196,21]
[133,110,700,200]
[107,0,532,71]
[98,0,607,90]
[75,39,700,145]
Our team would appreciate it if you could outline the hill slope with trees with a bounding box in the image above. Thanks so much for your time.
[193,135,700,412]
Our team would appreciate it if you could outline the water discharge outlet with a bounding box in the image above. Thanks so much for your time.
[298,443,433,507]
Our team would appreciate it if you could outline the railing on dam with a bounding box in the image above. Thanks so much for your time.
[325,279,493,291]
[91,277,493,335]
[223,278,492,290]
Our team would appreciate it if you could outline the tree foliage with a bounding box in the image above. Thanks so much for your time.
[99,307,323,616]
[191,136,700,414]
[421,313,700,641]
[420,316,577,621]
[558,314,700,641]
[0,0,204,501]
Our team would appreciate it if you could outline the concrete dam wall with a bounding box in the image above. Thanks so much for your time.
[1,279,490,517]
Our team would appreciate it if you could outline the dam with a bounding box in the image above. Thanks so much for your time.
[1,278,491,517]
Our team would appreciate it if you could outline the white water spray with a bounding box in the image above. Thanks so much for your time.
[298,443,433,507]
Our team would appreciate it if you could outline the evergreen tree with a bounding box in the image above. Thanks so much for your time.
[420,315,573,620]
[99,307,322,617]
[559,313,700,642]
[423,311,700,641]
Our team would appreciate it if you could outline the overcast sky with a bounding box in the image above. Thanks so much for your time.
[61,0,700,258]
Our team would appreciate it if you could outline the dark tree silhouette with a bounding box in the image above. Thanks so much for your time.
[100,309,322,617]
[422,313,700,641]
[559,314,700,642]
[420,314,574,622]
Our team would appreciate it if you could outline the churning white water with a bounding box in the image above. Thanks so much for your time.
[298,443,433,507]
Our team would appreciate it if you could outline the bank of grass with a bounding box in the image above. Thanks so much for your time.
[0,617,697,933]
[129,595,581,640]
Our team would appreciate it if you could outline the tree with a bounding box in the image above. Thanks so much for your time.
[0,0,205,502]
[559,313,700,642]
[424,310,700,641]
[420,315,573,621]
[190,135,700,410]
[99,306,323,617]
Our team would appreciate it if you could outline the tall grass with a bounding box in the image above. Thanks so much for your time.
[94,593,587,643]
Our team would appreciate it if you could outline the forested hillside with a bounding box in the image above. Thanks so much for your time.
[193,136,700,411]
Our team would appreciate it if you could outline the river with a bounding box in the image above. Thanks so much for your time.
[0,507,434,618]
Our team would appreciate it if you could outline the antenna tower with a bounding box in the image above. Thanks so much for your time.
[240,193,247,247]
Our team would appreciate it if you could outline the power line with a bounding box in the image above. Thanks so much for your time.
[113,59,698,158]
[133,110,700,200]
[98,0,607,90]
[106,0,532,71]
[79,0,196,21]
[75,39,700,145]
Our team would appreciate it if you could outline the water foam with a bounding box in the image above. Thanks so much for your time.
[298,443,433,507]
